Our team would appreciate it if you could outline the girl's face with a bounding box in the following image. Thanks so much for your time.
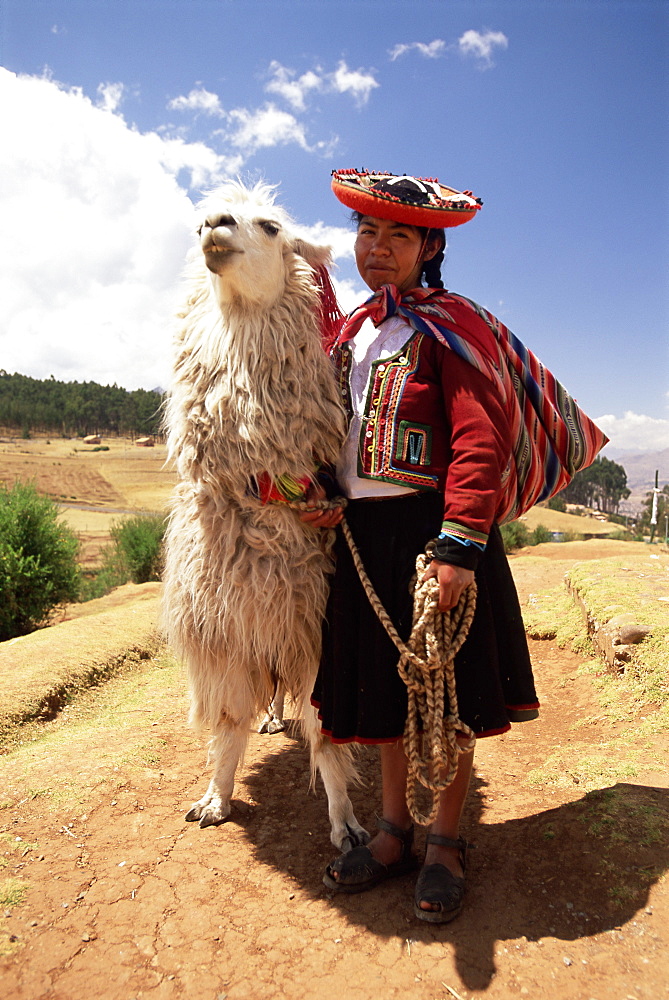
[354,216,436,293]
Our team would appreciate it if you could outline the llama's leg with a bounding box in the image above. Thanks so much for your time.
[303,706,370,852]
[185,720,249,829]
[258,680,286,734]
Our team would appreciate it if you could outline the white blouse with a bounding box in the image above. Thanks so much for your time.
[336,314,418,499]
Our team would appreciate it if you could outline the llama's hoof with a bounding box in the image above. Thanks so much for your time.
[335,821,370,852]
[258,715,286,735]
[185,800,230,828]
[198,811,227,829]
[348,822,371,847]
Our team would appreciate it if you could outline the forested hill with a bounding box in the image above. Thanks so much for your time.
[0,371,163,438]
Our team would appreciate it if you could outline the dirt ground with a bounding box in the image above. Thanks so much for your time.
[0,564,666,999]
[0,441,666,999]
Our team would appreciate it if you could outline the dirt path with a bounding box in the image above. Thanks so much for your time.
[0,590,667,998]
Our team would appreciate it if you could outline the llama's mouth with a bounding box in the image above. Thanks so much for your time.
[203,247,244,273]
[203,247,244,267]
[204,247,242,255]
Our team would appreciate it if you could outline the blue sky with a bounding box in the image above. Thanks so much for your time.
[1,0,667,451]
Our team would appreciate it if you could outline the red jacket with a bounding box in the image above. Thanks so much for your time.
[333,328,513,568]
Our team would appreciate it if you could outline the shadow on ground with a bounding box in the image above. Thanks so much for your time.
[221,731,668,991]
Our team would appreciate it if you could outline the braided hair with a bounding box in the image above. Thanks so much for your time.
[421,228,446,289]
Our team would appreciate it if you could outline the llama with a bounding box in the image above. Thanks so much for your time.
[162,181,368,851]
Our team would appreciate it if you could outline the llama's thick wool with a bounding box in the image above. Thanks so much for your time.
[162,182,347,733]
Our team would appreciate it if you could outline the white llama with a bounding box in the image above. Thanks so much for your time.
[162,181,368,851]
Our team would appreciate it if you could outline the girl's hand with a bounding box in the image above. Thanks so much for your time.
[296,484,345,528]
[421,559,474,611]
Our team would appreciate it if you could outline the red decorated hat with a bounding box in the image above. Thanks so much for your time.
[331,169,482,228]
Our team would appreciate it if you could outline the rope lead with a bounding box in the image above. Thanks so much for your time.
[340,518,477,827]
[289,494,477,826]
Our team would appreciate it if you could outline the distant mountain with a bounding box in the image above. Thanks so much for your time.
[603,447,669,509]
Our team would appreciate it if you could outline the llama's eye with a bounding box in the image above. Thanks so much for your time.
[259,220,280,237]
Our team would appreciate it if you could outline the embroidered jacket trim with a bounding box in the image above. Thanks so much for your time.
[439,519,489,547]
[333,328,513,555]
[358,332,439,490]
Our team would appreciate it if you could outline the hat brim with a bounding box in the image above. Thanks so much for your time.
[331,170,481,229]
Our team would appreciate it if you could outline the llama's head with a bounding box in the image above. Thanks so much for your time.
[194,181,331,310]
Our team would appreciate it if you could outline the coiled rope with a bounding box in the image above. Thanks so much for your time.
[291,494,477,826]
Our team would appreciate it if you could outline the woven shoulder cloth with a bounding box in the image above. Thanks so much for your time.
[336,285,608,524]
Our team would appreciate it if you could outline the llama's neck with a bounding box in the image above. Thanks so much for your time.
[167,273,344,488]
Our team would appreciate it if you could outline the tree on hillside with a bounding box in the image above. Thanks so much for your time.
[558,455,630,513]
[0,371,163,438]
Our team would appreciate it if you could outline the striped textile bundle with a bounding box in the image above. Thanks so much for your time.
[336,285,608,524]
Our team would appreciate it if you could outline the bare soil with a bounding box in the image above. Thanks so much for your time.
[0,443,666,999]
[0,572,666,999]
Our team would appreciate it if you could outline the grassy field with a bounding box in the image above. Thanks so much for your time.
[0,435,176,569]
[518,502,623,537]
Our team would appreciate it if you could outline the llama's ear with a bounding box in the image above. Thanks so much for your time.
[290,238,332,270]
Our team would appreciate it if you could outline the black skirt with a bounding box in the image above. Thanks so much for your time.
[311,492,539,743]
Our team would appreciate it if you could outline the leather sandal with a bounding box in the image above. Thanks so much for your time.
[323,817,419,894]
[414,833,471,924]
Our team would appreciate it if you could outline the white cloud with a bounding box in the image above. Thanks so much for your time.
[168,87,224,116]
[150,131,244,188]
[389,32,506,68]
[265,62,322,112]
[263,60,378,110]
[0,68,211,391]
[0,68,372,394]
[225,104,311,154]
[96,82,125,113]
[389,40,446,61]
[293,222,355,262]
[331,60,378,106]
[169,81,338,158]
[458,29,508,68]
[332,277,366,314]
[167,60,377,164]
[595,411,669,452]
[291,223,366,312]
